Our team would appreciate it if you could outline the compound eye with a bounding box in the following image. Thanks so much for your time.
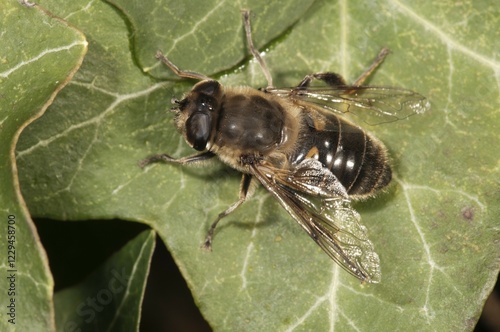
[186,112,211,151]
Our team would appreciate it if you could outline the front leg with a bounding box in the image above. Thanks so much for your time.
[139,151,215,168]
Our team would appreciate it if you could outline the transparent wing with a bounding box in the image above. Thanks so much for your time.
[251,159,381,283]
[267,86,430,125]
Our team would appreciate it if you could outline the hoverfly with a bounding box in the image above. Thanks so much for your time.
[141,10,430,283]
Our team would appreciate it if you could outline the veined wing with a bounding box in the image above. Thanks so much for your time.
[251,159,381,283]
[268,86,430,125]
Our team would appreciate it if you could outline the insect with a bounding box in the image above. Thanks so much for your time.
[141,10,430,283]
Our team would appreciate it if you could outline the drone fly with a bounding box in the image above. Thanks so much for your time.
[141,10,430,283]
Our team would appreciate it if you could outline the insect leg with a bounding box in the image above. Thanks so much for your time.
[295,72,347,89]
[352,47,390,87]
[242,10,274,89]
[138,151,215,168]
[294,47,390,90]
[155,51,212,81]
[203,173,253,250]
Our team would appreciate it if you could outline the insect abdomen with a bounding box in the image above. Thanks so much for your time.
[343,131,391,197]
[291,114,391,197]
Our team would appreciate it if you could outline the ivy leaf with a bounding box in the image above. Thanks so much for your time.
[0,1,86,331]
[15,0,499,331]
[54,230,155,331]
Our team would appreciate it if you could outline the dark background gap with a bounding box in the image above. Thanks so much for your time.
[35,219,211,331]
[35,218,497,331]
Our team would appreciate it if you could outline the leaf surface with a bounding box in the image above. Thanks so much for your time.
[54,230,155,331]
[15,0,499,330]
[0,1,86,331]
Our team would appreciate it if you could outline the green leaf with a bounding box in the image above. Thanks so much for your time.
[54,230,155,331]
[15,0,499,331]
[0,1,86,331]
